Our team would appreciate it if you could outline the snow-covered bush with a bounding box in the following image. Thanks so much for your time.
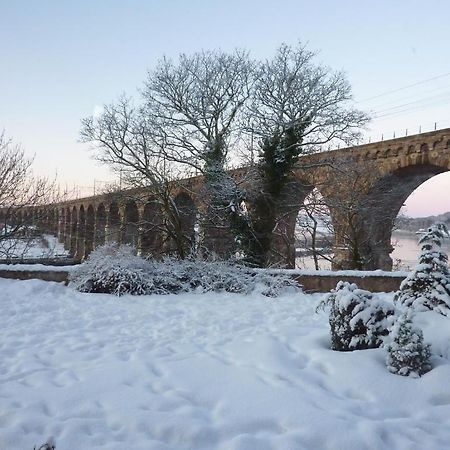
[69,243,153,296]
[386,310,431,377]
[157,258,253,294]
[395,223,450,316]
[255,272,301,297]
[317,281,394,351]
[70,244,301,297]
[33,437,55,450]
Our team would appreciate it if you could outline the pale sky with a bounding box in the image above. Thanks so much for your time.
[1,0,450,217]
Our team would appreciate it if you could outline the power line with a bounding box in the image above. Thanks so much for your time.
[356,71,450,103]
[373,96,450,121]
[372,91,450,116]
[364,83,450,110]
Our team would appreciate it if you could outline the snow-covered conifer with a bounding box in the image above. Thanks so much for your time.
[318,281,394,351]
[386,310,431,377]
[395,223,450,315]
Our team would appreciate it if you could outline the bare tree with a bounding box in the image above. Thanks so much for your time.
[0,131,57,259]
[245,42,369,267]
[321,157,398,270]
[295,189,334,270]
[143,50,255,256]
[81,97,197,259]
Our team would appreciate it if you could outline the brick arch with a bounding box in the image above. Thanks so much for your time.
[172,192,197,257]
[107,202,121,243]
[76,205,86,260]
[253,177,336,268]
[85,204,95,258]
[70,206,77,256]
[122,200,140,249]
[293,186,336,269]
[95,203,106,247]
[64,207,71,251]
[141,198,164,257]
[358,163,449,270]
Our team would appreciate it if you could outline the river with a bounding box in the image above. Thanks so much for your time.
[296,230,450,271]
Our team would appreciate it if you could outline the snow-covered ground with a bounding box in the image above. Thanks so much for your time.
[1,279,450,450]
[0,234,68,259]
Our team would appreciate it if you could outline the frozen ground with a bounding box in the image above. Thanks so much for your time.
[0,234,68,259]
[1,279,450,450]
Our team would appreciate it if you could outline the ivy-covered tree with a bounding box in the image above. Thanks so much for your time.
[386,310,431,377]
[317,281,394,351]
[246,43,369,267]
[395,223,450,315]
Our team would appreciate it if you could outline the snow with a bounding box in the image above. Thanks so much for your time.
[1,279,450,449]
[0,263,74,272]
[0,234,69,259]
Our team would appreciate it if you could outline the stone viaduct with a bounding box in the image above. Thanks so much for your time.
[12,128,450,270]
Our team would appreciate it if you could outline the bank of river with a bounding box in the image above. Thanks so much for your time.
[296,230,450,271]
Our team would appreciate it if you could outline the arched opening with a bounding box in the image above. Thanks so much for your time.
[16,210,23,229]
[76,205,86,260]
[70,206,77,256]
[48,209,56,235]
[295,188,334,270]
[58,208,65,241]
[85,204,95,257]
[141,198,164,257]
[64,208,71,250]
[172,192,196,257]
[122,201,140,249]
[391,171,450,270]
[363,164,449,270]
[23,209,31,226]
[95,203,106,247]
[107,202,121,243]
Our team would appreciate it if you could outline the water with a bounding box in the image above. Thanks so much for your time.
[296,231,450,271]
[391,231,450,270]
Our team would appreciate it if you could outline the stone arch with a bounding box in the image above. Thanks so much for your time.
[58,208,65,241]
[70,206,77,256]
[16,210,23,228]
[107,202,121,243]
[122,200,140,249]
[172,192,197,257]
[23,209,31,226]
[295,186,335,270]
[76,205,86,260]
[85,204,95,257]
[64,207,71,251]
[49,208,56,235]
[141,198,164,257]
[95,203,106,247]
[248,178,327,268]
[357,163,449,270]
